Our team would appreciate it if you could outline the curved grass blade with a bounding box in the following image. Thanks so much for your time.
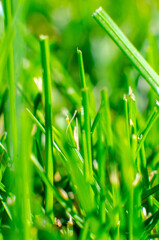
[93,7,159,95]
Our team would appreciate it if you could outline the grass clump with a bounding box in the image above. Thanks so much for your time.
[0,1,159,240]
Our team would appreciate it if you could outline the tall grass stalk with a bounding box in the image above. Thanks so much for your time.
[93,7,159,95]
[77,49,93,183]
[16,111,31,240]
[101,89,113,160]
[98,112,106,224]
[123,94,130,145]
[101,89,121,238]
[3,0,17,160]
[40,35,54,221]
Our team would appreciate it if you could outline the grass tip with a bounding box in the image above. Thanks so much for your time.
[123,94,127,101]
[77,48,82,54]
[92,7,102,17]
[128,86,136,101]
[39,35,48,41]
[96,6,103,13]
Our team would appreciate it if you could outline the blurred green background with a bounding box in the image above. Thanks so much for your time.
[0,0,159,127]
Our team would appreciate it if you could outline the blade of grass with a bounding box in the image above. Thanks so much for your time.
[40,35,54,221]
[97,112,106,224]
[26,108,45,134]
[148,234,159,239]
[3,0,17,160]
[93,7,159,95]
[91,106,101,134]
[138,144,149,189]
[123,94,130,147]
[26,108,60,138]
[127,87,137,139]
[77,49,93,183]
[31,154,69,209]
[136,101,159,155]
[16,111,31,240]
[100,89,122,238]
[142,184,159,201]
[79,218,90,240]
[101,89,113,160]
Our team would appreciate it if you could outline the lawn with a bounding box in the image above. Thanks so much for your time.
[0,0,159,239]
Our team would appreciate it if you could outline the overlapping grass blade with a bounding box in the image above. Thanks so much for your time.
[77,49,93,183]
[40,36,54,220]
[142,184,159,200]
[31,154,70,209]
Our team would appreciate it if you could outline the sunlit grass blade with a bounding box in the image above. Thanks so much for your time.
[40,35,54,221]
[77,49,93,183]
[137,101,159,155]
[16,111,32,240]
[66,114,77,148]
[97,112,106,224]
[93,7,159,95]
[91,106,101,134]
[79,218,90,240]
[26,108,60,138]
[127,87,137,137]
[3,0,17,160]
[26,108,45,134]
[123,94,130,143]
[61,139,95,214]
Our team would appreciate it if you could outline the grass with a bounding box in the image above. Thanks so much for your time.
[93,7,159,95]
[40,35,54,222]
[0,1,159,240]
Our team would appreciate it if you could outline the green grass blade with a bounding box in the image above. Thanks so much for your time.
[138,144,149,189]
[26,108,45,134]
[142,184,159,200]
[3,0,17,159]
[40,36,54,221]
[101,89,113,158]
[31,154,69,209]
[91,106,101,134]
[77,49,93,183]
[16,111,31,240]
[97,113,106,224]
[93,7,159,95]
[123,94,130,141]
[137,102,159,155]
[148,234,159,239]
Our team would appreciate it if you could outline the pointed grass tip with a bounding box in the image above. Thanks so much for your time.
[77,48,82,54]
[92,6,103,17]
